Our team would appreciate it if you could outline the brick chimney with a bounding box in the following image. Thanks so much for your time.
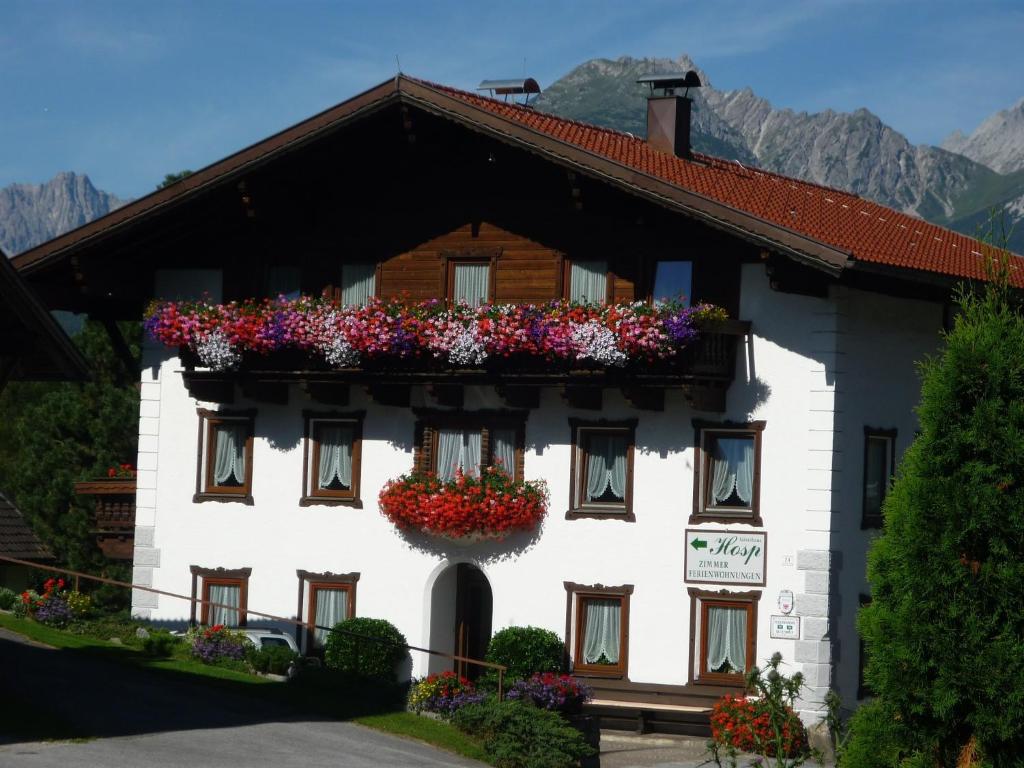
[637,72,702,159]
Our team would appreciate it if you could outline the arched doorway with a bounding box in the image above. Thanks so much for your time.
[428,563,493,680]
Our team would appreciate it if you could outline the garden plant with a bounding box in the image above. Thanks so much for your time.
[324,616,408,683]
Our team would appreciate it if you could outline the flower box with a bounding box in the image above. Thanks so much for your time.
[379,467,548,540]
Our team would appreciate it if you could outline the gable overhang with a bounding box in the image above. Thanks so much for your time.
[14,75,853,281]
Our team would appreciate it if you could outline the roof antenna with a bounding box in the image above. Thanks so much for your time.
[395,55,402,74]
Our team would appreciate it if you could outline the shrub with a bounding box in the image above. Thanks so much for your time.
[141,630,180,658]
[408,671,486,716]
[480,626,564,689]
[707,654,811,766]
[67,615,145,645]
[324,617,408,682]
[0,587,17,610]
[65,591,92,618]
[451,698,594,768]
[506,673,592,713]
[248,644,300,676]
[190,624,248,664]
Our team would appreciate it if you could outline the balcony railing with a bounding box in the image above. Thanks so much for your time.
[74,478,137,560]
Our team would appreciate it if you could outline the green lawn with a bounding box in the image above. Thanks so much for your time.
[0,613,484,762]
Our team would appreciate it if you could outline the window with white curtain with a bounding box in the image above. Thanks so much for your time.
[417,415,524,482]
[304,415,363,504]
[692,594,756,683]
[451,262,490,307]
[566,583,632,677]
[340,262,377,306]
[569,260,608,304]
[695,425,763,523]
[200,577,247,627]
[198,411,254,499]
[570,422,635,517]
[863,430,895,528]
[310,585,352,647]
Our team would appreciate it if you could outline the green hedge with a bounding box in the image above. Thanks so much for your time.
[452,698,593,768]
[479,625,564,689]
[324,617,408,682]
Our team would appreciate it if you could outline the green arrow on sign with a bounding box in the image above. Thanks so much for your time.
[690,538,708,551]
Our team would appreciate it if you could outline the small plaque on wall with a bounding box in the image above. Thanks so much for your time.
[770,615,800,640]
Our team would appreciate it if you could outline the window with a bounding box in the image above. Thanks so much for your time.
[652,260,693,306]
[195,409,255,503]
[568,419,636,520]
[450,261,491,307]
[414,410,525,481]
[688,588,759,685]
[266,265,301,300]
[296,570,359,652]
[862,428,896,528]
[692,421,765,525]
[302,411,364,506]
[190,566,251,627]
[564,582,632,678]
[340,261,377,306]
[568,259,608,304]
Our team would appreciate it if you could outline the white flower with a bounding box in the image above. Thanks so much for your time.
[194,330,241,371]
[321,336,361,368]
[446,321,488,367]
[570,320,626,367]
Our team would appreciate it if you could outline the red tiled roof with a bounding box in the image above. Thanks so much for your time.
[417,79,1022,288]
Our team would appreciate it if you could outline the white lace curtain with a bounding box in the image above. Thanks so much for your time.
[208,583,241,627]
[582,599,620,664]
[437,429,482,481]
[213,424,246,486]
[491,429,516,476]
[341,262,377,306]
[585,433,627,502]
[570,260,607,304]
[706,606,747,673]
[710,437,755,506]
[317,425,353,490]
[313,588,349,646]
[453,263,490,307]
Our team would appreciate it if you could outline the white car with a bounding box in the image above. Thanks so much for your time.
[240,628,300,653]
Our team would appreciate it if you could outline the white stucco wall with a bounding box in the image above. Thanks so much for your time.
[133,264,944,714]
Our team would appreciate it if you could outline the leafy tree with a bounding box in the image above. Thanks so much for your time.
[157,170,193,190]
[844,244,1024,767]
[0,321,140,606]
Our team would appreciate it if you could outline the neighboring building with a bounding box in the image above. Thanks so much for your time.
[0,245,88,392]
[13,75,1022,731]
[0,492,54,591]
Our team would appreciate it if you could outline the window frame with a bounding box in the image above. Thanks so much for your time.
[861,427,897,529]
[295,569,360,652]
[691,420,766,526]
[563,581,633,679]
[442,248,499,308]
[687,588,760,687]
[338,260,381,306]
[190,565,251,628]
[194,408,256,504]
[301,410,365,507]
[412,408,527,482]
[567,418,637,521]
[563,258,610,304]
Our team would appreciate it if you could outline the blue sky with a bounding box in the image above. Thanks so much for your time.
[2,0,1022,198]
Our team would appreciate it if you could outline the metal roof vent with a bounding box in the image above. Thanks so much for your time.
[477,78,541,107]
[636,71,702,97]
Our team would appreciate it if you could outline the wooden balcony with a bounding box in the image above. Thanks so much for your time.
[74,478,137,560]
[180,320,750,413]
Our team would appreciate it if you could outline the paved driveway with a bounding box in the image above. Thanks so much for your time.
[0,628,480,767]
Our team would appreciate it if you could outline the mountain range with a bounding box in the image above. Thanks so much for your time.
[2,55,1023,257]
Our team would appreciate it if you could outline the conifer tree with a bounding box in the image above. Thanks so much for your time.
[844,243,1024,767]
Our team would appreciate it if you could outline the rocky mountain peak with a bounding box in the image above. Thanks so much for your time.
[942,97,1024,173]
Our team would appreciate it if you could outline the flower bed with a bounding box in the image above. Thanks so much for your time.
[409,671,487,716]
[144,295,727,372]
[379,467,548,539]
[710,694,808,758]
[506,673,593,713]
[18,579,91,628]
[190,624,248,664]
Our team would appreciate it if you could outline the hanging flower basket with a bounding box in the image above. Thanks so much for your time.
[378,467,548,540]
[144,295,727,372]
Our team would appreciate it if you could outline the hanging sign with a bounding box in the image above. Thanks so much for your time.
[770,615,800,640]
[778,590,794,615]
[684,529,767,587]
